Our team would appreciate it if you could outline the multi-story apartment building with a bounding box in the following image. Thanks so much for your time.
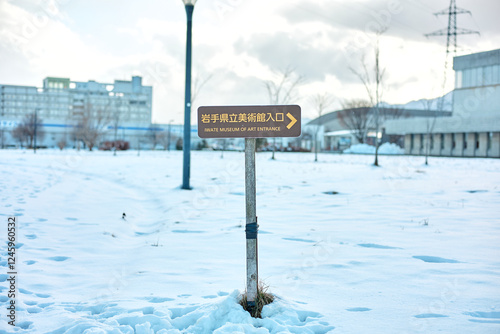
[0,76,153,148]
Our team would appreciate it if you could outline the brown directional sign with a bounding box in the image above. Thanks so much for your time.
[198,105,301,138]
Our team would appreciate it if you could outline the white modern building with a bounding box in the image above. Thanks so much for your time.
[306,106,451,152]
[385,48,500,158]
[306,48,500,158]
[1,76,153,148]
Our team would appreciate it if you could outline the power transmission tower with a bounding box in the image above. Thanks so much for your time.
[425,0,479,56]
[424,0,479,110]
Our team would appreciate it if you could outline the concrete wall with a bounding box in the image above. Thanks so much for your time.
[464,133,475,157]
[410,134,420,155]
[404,134,411,154]
[403,131,500,158]
[452,85,500,124]
[430,133,442,156]
[422,134,431,156]
[489,132,500,157]
[453,49,500,71]
[477,133,488,157]
[452,133,463,157]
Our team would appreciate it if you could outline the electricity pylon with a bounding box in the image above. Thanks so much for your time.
[425,0,479,55]
[425,0,479,110]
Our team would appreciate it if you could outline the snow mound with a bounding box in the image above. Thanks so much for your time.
[48,291,334,334]
[343,143,404,155]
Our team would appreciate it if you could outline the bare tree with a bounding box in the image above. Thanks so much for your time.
[420,98,436,166]
[158,130,177,151]
[147,126,168,150]
[148,126,159,149]
[111,98,124,156]
[191,71,215,105]
[263,66,305,159]
[0,128,5,148]
[350,29,386,166]
[57,133,67,150]
[337,99,373,145]
[11,113,44,148]
[421,94,451,165]
[73,102,111,151]
[311,92,333,161]
[11,125,26,147]
[215,138,228,158]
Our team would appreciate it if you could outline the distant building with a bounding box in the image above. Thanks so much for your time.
[306,48,500,158]
[306,107,451,152]
[385,48,500,158]
[0,76,153,148]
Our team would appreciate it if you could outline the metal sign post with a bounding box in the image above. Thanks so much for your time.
[245,138,258,308]
[197,105,301,311]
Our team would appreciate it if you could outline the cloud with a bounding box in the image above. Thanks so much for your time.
[1,0,498,125]
[282,1,415,38]
[234,29,354,83]
[281,0,498,47]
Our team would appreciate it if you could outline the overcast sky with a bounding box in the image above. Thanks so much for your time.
[0,0,498,123]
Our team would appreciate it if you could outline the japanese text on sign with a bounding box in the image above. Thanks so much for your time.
[198,105,300,138]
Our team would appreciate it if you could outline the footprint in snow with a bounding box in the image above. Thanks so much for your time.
[19,288,34,295]
[347,307,372,312]
[202,295,218,299]
[172,230,205,234]
[48,256,70,262]
[17,321,33,330]
[38,302,54,308]
[24,301,38,306]
[358,243,402,249]
[282,237,315,243]
[27,307,42,314]
[465,311,500,324]
[144,297,175,303]
[413,255,461,263]
[414,313,448,318]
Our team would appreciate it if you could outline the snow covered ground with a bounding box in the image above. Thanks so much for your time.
[1,149,499,333]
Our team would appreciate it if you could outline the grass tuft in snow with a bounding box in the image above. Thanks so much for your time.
[239,282,275,318]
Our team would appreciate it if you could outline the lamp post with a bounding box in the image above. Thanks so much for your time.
[181,0,197,190]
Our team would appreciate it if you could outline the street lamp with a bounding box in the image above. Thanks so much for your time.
[181,0,197,190]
